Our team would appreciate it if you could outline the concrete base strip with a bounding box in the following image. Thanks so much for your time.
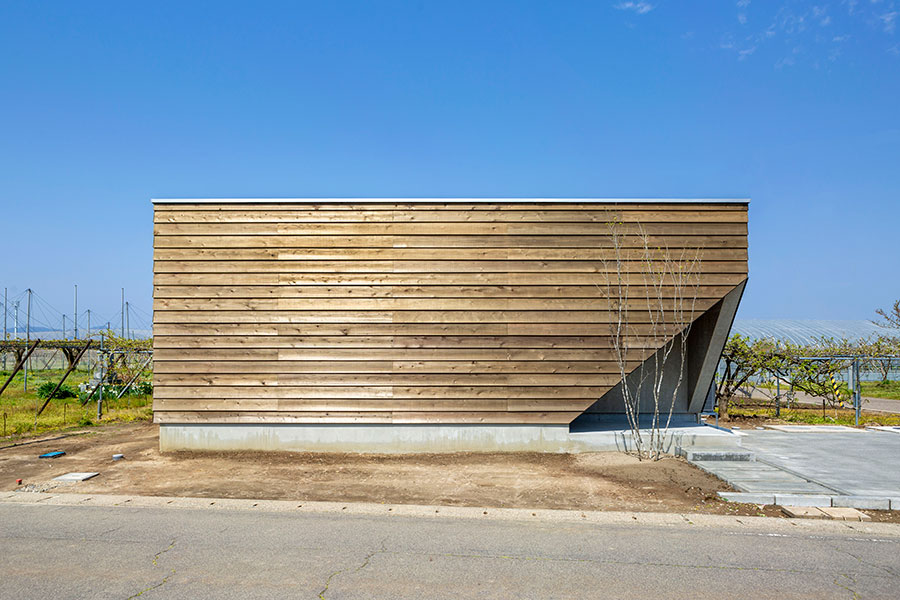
[3,491,900,536]
[719,491,900,510]
[159,423,743,454]
[832,496,892,510]
[782,506,871,521]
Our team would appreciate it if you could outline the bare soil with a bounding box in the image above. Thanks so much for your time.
[2,421,895,521]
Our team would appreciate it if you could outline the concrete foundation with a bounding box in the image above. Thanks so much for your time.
[159,423,741,454]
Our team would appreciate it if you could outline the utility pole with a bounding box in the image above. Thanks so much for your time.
[14,301,18,339]
[126,301,130,339]
[2,287,6,370]
[63,314,67,340]
[121,288,125,338]
[74,284,78,339]
[25,288,32,392]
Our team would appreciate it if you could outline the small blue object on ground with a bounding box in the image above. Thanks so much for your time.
[39,451,66,459]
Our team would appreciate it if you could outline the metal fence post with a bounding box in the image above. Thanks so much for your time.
[853,358,861,426]
[775,377,781,418]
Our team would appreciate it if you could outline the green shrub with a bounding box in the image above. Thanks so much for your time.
[35,382,77,400]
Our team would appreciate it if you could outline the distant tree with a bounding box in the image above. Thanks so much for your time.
[874,300,900,330]
[770,341,848,417]
[871,302,900,383]
[859,335,900,383]
[715,335,778,421]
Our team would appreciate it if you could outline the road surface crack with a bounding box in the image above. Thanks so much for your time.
[833,573,860,599]
[125,571,174,600]
[152,539,176,566]
[318,538,387,599]
[125,539,177,599]
[831,545,898,578]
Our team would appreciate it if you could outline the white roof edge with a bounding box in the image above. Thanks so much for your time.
[152,198,750,204]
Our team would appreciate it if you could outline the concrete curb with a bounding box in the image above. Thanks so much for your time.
[3,490,900,537]
[719,491,900,510]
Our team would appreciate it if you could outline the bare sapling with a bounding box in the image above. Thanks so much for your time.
[600,223,701,460]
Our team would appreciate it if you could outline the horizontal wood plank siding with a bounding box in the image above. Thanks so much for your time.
[153,202,748,425]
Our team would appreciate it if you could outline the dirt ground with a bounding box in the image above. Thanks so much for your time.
[2,421,894,521]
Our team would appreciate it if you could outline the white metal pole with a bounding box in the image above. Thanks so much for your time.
[74,284,78,339]
[2,287,5,370]
[25,288,31,392]
[98,334,104,420]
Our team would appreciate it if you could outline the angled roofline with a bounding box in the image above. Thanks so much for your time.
[152,198,750,204]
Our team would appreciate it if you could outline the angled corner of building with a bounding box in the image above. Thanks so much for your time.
[151,198,748,452]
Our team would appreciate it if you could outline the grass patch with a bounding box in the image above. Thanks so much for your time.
[749,379,900,401]
[0,368,152,439]
[859,380,900,401]
[726,404,900,427]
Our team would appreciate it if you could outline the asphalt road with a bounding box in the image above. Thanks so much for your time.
[745,388,900,414]
[2,502,899,599]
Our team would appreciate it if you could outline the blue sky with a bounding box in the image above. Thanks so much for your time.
[0,1,898,331]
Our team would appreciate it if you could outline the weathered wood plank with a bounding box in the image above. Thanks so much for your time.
[150,322,700,337]
[150,334,660,350]
[151,360,638,374]
[154,208,747,224]
[152,259,744,274]
[154,222,748,236]
[152,410,582,424]
[154,234,747,249]
[153,247,748,262]
[152,348,652,361]
[152,283,742,300]
[153,386,612,399]
[151,309,705,325]
[152,272,746,286]
[153,202,747,212]
[152,373,630,386]
[151,297,721,312]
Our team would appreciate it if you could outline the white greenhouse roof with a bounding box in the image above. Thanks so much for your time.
[731,319,896,346]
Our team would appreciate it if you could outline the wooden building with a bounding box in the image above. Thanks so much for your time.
[152,199,748,451]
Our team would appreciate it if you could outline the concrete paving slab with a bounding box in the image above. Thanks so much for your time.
[762,425,863,433]
[737,481,833,494]
[842,488,900,496]
[832,496,891,510]
[781,506,827,518]
[682,450,755,461]
[717,492,775,505]
[819,507,872,521]
[738,429,900,502]
[775,495,833,507]
[52,472,99,482]
[690,461,773,471]
[724,471,808,482]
